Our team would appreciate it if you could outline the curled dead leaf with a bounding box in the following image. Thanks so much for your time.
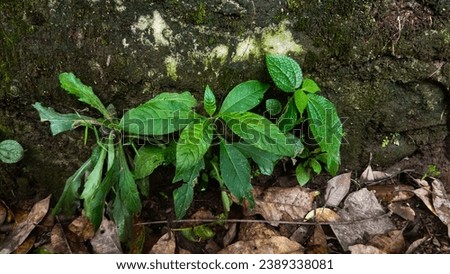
[219,236,303,254]
[91,219,122,254]
[0,195,51,254]
[368,184,415,203]
[304,208,341,222]
[388,202,415,221]
[368,230,405,253]
[249,186,316,225]
[68,216,95,242]
[431,179,450,238]
[150,231,176,254]
[349,244,385,254]
[324,172,351,207]
[305,225,328,254]
[238,222,278,241]
[414,187,437,215]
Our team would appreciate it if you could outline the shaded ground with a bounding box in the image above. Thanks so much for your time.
[1,141,449,254]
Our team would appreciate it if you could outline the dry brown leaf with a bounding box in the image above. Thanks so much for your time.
[68,216,95,242]
[238,222,278,241]
[0,195,51,254]
[414,187,437,215]
[368,184,415,203]
[249,186,316,225]
[360,165,391,184]
[388,202,415,221]
[304,208,341,222]
[48,223,71,254]
[149,231,176,254]
[414,178,430,188]
[431,179,450,237]
[349,244,385,254]
[91,219,122,254]
[324,172,351,207]
[218,236,303,254]
[306,225,328,254]
[330,188,395,251]
[290,226,309,243]
[368,230,405,253]
[405,236,430,254]
[205,239,221,254]
[178,248,191,254]
[223,223,237,247]
[0,201,6,225]
[13,234,36,254]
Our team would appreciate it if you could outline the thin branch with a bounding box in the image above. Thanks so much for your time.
[136,213,392,227]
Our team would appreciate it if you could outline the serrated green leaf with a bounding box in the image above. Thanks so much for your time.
[52,158,92,216]
[84,155,119,229]
[33,102,95,136]
[233,142,281,175]
[301,79,321,94]
[265,99,282,116]
[219,80,269,114]
[113,143,142,242]
[59,72,109,118]
[120,92,196,135]
[294,89,308,115]
[204,85,217,116]
[266,55,303,93]
[134,146,165,179]
[176,119,212,176]
[277,99,298,132]
[222,112,299,157]
[296,165,311,186]
[0,140,23,164]
[306,93,342,175]
[220,140,254,206]
[173,182,194,219]
[80,146,107,200]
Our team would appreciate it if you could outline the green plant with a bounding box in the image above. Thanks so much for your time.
[0,139,24,163]
[33,54,343,243]
[265,55,343,185]
[422,164,441,180]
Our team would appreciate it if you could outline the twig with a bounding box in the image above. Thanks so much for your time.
[136,213,392,227]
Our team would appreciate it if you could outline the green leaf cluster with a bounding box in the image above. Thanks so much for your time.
[34,54,343,246]
[265,54,343,184]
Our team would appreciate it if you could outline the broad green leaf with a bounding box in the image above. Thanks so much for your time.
[306,93,342,175]
[220,140,254,206]
[176,119,212,175]
[221,112,299,157]
[294,89,308,115]
[120,92,196,135]
[84,155,119,229]
[310,158,322,174]
[59,72,109,118]
[219,80,269,114]
[52,158,92,216]
[133,146,165,179]
[296,164,311,186]
[173,158,205,183]
[233,142,281,175]
[33,102,95,136]
[203,85,217,116]
[301,79,321,94]
[266,55,303,93]
[277,99,298,132]
[173,181,194,219]
[265,99,282,116]
[0,140,23,164]
[80,146,107,200]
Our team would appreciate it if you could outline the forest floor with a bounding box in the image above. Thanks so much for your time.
[1,143,450,254]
